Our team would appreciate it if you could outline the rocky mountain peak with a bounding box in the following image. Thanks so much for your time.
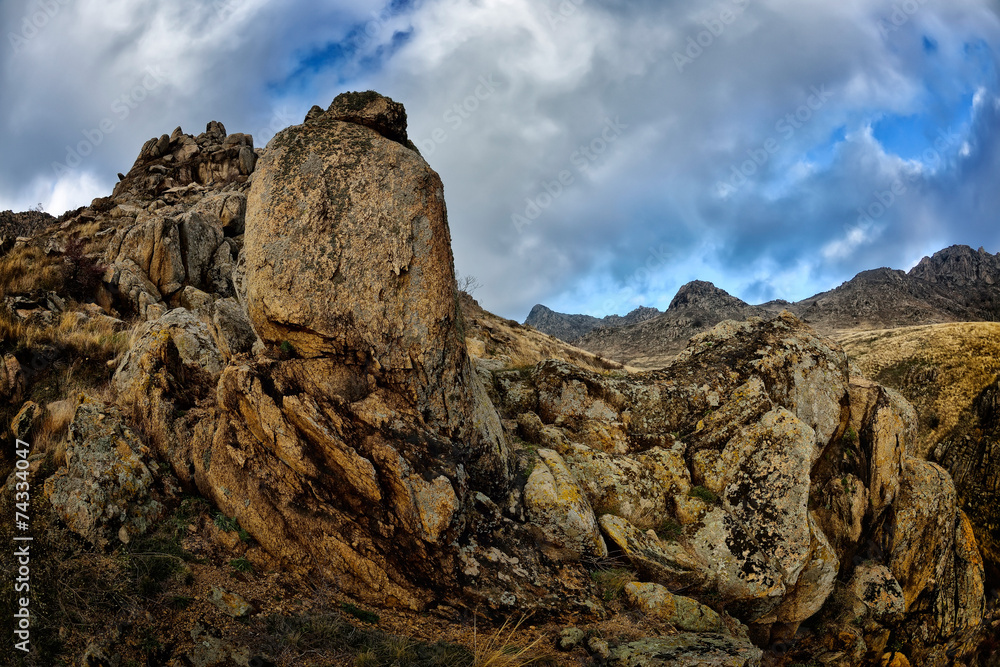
[111,120,257,205]
[668,279,747,310]
[909,244,1000,286]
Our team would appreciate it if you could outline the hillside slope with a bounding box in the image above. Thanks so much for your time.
[839,322,1000,577]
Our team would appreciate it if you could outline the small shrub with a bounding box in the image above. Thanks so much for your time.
[655,519,683,542]
[341,602,379,624]
[230,558,253,574]
[279,340,295,359]
[214,512,239,532]
[590,568,636,602]
[841,426,859,446]
[688,486,718,504]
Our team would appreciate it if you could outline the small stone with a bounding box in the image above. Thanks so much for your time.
[881,653,911,667]
[558,627,585,651]
[208,586,253,617]
[586,636,611,660]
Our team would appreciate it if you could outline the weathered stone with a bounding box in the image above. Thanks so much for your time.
[848,563,905,622]
[773,514,838,625]
[327,90,409,145]
[600,514,703,590]
[685,506,785,621]
[43,399,173,547]
[210,298,257,360]
[208,586,253,617]
[848,377,912,514]
[0,354,25,404]
[558,627,586,651]
[565,441,691,526]
[609,634,763,667]
[178,286,214,316]
[11,401,42,440]
[524,449,607,561]
[876,457,985,654]
[625,582,722,632]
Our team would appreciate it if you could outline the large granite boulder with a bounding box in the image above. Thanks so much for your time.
[162,92,515,610]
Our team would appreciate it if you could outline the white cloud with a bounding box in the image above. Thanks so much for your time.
[2,0,1000,318]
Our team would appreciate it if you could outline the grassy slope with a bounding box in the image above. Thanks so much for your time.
[836,322,1000,457]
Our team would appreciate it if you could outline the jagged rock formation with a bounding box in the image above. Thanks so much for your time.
[1,91,995,665]
[572,281,769,368]
[165,91,514,610]
[524,303,661,342]
[535,245,1000,370]
[490,313,985,664]
[43,399,177,548]
[928,377,1000,578]
[0,209,53,251]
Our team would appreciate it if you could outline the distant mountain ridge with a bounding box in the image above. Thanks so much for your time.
[523,303,661,342]
[526,245,1000,369]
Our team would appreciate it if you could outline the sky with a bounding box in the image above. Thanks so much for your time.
[2,0,1000,321]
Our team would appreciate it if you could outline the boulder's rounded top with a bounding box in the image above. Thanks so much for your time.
[328,91,408,145]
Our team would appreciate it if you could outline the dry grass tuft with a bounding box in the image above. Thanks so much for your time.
[35,399,76,460]
[472,616,550,667]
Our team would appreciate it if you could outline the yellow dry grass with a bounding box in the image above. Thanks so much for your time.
[0,243,65,297]
[837,322,1000,455]
[471,616,550,667]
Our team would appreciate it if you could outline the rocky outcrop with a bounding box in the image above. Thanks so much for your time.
[0,354,25,405]
[929,376,1000,572]
[524,448,607,561]
[625,582,723,632]
[0,209,53,247]
[112,121,256,204]
[92,121,253,320]
[493,312,985,662]
[17,88,989,664]
[108,92,514,611]
[609,635,763,667]
[43,399,176,548]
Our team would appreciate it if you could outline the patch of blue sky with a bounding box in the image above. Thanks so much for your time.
[267,8,417,97]
[872,38,996,162]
